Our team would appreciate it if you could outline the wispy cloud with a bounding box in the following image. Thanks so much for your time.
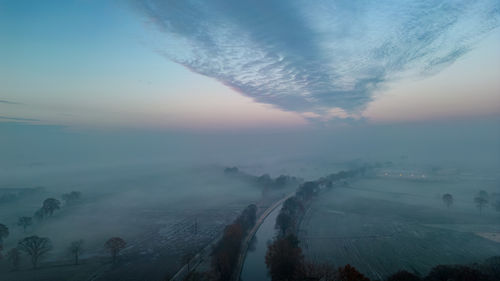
[134,0,499,117]
[0,99,22,105]
[0,116,39,122]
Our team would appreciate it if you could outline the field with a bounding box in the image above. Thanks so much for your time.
[299,171,500,279]
[0,163,295,281]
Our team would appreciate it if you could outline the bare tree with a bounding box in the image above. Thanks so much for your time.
[69,239,84,265]
[17,216,33,232]
[105,237,126,263]
[42,198,61,216]
[442,193,453,209]
[474,190,489,214]
[7,248,21,270]
[18,235,52,269]
[0,223,9,244]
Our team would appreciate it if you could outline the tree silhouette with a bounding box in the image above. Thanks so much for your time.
[442,193,453,209]
[211,223,243,281]
[275,212,294,236]
[265,234,304,281]
[68,239,84,265]
[18,235,52,269]
[7,248,21,270]
[478,190,489,199]
[337,264,370,281]
[474,190,489,214]
[105,237,126,264]
[239,204,257,231]
[17,216,33,232]
[0,223,9,244]
[42,198,61,216]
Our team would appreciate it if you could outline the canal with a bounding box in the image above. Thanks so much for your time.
[240,203,282,281]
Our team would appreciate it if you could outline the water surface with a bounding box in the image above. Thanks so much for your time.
[240,203,282,281]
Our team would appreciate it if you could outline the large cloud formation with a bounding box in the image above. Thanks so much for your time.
[134,0,499,117]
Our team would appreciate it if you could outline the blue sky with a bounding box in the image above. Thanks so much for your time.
[1,0,499,130]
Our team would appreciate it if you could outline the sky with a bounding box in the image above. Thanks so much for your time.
[0,0,499,130]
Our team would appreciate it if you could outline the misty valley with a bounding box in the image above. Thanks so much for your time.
[1,158,499,281]
[2,0,500,280]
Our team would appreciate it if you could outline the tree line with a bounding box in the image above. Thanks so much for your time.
[264,166,500,281]
[224,166,302,190]
[210,204,257,281]
[274,166,369,239]
[0,232,126,270]
[441,190,500,214]
[0,190,127,270]
[267,167,370,281]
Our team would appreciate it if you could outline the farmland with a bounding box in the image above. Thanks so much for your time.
[299,171,500,279]
[0,163,296,281]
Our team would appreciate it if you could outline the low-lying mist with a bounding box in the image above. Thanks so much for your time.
[2,117,499,177]
[0,118,499,280]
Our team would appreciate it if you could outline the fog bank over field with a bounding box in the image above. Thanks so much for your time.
[1,1,499,279]
[1,118,499,280]
[1,118,499,180]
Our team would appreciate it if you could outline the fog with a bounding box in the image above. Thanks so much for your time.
[2,0,499,279]
[1,118,499,280]
[2,117,499,175]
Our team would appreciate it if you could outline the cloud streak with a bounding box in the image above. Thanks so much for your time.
[0,99,22,105]
[134,0,499,117]
[0,116,39,122]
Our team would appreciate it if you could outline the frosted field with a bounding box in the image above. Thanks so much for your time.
[299,174,500,280]
[0,164,280,281]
